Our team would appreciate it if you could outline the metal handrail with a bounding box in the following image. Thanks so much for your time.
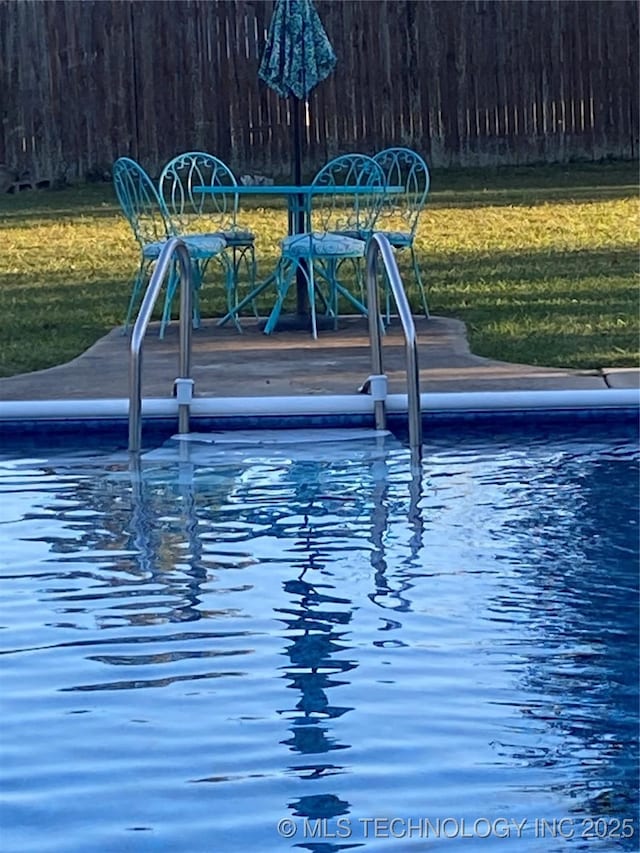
[365,233,423,461]
[129,237,193,453]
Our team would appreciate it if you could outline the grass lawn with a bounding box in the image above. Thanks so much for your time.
[0,161,637,378]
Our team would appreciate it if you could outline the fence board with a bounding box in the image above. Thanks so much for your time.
[0,0,637,182]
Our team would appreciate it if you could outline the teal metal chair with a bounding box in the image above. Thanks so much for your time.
[159,152,257,332]
[371,147,431,320]
[264,153,385,338]
[112,157,228,336]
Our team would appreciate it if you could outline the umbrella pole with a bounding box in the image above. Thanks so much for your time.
[293,98,309,319]
[293,98,303,186]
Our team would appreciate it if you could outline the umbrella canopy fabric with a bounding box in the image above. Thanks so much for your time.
[258,0,337,320]
[259,0,336,101]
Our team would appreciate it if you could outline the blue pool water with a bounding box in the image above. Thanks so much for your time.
[0,422,638,852]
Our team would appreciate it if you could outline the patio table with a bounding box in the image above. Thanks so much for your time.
[193,184,401,333]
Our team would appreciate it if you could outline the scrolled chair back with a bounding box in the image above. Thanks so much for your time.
[159,151,239,236]
[112,156,171,248]
[310,152,385,235]
[373,147,430,236]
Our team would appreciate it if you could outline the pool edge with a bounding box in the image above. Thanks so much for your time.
[1,389,638,442]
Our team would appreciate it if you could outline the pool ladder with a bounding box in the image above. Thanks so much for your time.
[365,233,423,462]
[129,237,193,453]
[128,234,422,460]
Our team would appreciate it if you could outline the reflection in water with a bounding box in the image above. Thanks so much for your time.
[368,457,422,612]
[271,477,365,853]
[277,564,356,764]
[0,425,637,851]
[288,794,357,853]
[126,456,210,625]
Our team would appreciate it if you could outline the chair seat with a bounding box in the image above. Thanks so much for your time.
[376,230,412,248]
[179,229,253,248]
[141,240,169,261]
[142,233,226,262]
[282,231,365,259]
[181,233,227,258]
[222,229,255,246]
[331,229,361,240]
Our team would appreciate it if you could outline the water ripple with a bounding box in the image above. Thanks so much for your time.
[0,423,637,851]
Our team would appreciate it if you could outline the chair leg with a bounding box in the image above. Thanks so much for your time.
[353,256,366,305]
[220,254,242,334]
[329,257,362,320]
[123,260,150,334]
[311,261,332,317]
[307,261,318,340]
[159,260,181,339]
[314,256,370,329]
[315,258,343,327]
[244,245,260,319]
[328,259,339,330]
[410,245,429,319]
[235,245,259,319]
[218,266,277,328]
[249,247,259,318]
[263,259,296,335]
[228,246,251,320]
[159,259,203,339]
[193,261,206,330]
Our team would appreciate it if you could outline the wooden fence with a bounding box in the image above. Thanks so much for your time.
[1,0,638,183]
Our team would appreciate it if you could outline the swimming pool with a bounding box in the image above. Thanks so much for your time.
[1,421,638,852]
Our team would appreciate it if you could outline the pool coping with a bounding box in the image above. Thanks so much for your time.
[1,387,639,419]
[1,315,637,438]
[1,389,638,447]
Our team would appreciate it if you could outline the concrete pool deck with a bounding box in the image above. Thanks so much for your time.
[0,314,637,404]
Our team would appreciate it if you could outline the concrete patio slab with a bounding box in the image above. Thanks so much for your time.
[0,316,616,403]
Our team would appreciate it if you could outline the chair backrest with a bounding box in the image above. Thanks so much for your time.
[310,153,385,235]
[373,147,430,237]
[159,151,239,236]
[112,156,171,248]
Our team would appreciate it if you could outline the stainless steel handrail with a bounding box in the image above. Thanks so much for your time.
[129,237,193,453]
[365,233,423,461]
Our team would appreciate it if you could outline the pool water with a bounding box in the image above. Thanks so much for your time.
[0,423,638,852]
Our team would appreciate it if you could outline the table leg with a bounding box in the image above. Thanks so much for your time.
[217,269,278,328]
[263,258,298,335]
[294,192,308,316]
[266,192,313,332]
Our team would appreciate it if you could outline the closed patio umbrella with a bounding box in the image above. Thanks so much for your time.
[258,0,337,322]
[259,0,337,186]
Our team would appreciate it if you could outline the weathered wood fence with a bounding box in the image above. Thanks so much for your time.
[1,0,638,182]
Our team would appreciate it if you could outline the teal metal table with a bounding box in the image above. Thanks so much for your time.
[193,184,400,333]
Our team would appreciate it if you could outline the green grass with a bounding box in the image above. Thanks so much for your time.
[0,161,637,378]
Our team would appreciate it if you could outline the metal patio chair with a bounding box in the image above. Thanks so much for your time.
[112,157,228,336]
[263,153,385,339]
[371,147,431,320]
[159,152,257,332]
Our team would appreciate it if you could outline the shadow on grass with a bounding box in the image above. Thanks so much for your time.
[430,160,638,189]
[428,183,637,209]
[0,183,120,220]
[0,184,633,225]
[0,162,637,224]
[0,245,637,375]
[414,246,638,285]
[408,246,639,369]
[427,160,639,207]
